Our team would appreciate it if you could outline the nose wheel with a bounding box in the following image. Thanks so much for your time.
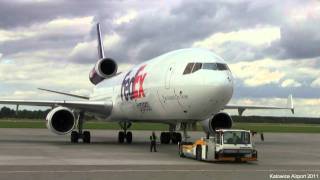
[160,123,187,144]
[70,111,91,143]
[160,132,182,144]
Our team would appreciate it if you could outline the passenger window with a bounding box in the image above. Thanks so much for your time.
[183,63,194,74]
[191,63,202,73]
[202,63,218,70]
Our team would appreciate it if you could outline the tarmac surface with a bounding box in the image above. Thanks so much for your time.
[0,128,319,180]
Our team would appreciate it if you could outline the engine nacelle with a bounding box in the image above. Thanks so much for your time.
[200,112,233,135]
[89,58,118,85]
[46,107,76,135]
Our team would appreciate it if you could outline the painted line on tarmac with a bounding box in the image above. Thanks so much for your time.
[0,169,319,174]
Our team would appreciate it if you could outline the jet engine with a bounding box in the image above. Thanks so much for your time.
[89,58,118,85]
[46,106,76,135]
[200,112,233,135]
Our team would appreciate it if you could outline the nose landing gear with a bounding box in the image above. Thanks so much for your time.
[160,132,182,144]
[160,124,182,144]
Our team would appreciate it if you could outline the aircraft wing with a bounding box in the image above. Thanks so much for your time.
[38,88,90,100]
[0,100,112,115]
[224,95,294,115]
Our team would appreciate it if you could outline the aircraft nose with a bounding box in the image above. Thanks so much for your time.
[225,74,234,97]
[206,71,233,88]
[219,74,233,98]
[176,71,233,116]
[204,72,234,103]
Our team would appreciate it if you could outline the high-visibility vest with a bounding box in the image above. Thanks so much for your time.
[150,135,157,141]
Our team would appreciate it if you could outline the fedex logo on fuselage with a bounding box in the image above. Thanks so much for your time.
[121,65,147,101]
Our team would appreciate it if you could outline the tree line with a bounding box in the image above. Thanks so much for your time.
[0,106,319,124]
[0,106,96,120]
[232,115,320,124]
[0,106,50,119]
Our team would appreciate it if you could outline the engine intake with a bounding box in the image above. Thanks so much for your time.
[201,112,233,135]
[89,58,118,85]
[46,107,76,135]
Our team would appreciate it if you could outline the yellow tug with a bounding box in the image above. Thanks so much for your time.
[178,129,258,162]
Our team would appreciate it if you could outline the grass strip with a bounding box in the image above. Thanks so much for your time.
[0,120,319,133]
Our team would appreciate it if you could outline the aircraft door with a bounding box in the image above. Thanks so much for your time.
[157,63,185,118]
[165,63,175,89]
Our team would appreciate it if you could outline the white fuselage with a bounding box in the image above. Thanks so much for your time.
[90,48,234,123]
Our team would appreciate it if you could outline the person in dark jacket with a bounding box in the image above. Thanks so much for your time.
[150,131,157,152]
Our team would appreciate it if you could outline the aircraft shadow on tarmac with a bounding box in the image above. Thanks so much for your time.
[0,137,260,165]
[0,136,163,146]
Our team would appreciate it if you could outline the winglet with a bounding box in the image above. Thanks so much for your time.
[287,94,294,114]
[97,23,105,59]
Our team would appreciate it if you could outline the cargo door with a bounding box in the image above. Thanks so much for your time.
[158,63,184,118]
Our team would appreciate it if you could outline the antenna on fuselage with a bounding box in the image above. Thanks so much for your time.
[97,23,105,59]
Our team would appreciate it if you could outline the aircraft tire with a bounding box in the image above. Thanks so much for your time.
[160,132,170,144]
[71,131,79,143]
[83,131,91,143]
[165,132,171,144]
[118,131,125,143]
[126,131,132,144]
[172,132,182,144]
[160,132,165,144]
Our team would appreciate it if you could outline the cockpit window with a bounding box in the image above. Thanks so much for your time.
[203,63,229,71]
[183,62,229,75]
[183,63,194,74]
[217,63,229,70]
[192,63,202,73]
[202,63,218,70]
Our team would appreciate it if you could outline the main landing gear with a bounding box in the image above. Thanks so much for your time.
[71,111,91,143]
[118,122,132,144]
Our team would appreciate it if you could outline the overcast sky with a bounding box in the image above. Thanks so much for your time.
[0,0,319,117]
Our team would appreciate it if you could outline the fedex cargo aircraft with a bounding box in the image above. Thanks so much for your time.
[0,24,294,144]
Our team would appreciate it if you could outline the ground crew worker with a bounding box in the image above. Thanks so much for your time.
[260,133,264,141]
[150,131,157,152]
[231,133,241,144]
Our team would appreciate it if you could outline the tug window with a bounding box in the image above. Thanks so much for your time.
[183,63,194,74]
[191,63,202,73]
